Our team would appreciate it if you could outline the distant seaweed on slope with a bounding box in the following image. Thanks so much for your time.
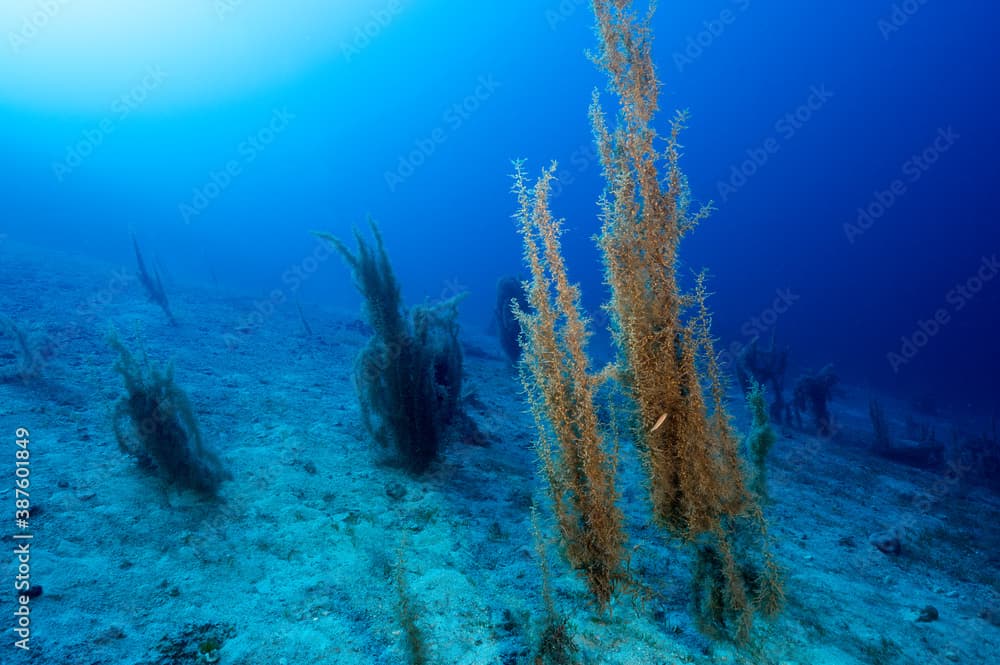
[0,316,42,383]
[131,232,176,325]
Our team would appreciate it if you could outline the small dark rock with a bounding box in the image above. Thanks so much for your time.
[385,481,407,501]
[837,535,857,549]
[978,607,1000,627]
[302,460,318,475]
[57,480,69,489]
[94,625,127,645]
[19,585,42,599]
[869,532,902,556]
[498,608,518,633]
[917,605,939,622]
[487,521,508,542]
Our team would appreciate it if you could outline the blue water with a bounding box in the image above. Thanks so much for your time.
[2,2,999,662]
[3,1,997,410]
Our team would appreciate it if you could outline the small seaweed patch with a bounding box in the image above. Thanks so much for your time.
[0,316,42,382]
[142,622,235,665]
[534,617,578,665]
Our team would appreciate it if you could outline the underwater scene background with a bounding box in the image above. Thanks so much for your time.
[1,1,998,663]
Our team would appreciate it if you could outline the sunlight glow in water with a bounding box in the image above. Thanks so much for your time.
[0,0,380,112]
